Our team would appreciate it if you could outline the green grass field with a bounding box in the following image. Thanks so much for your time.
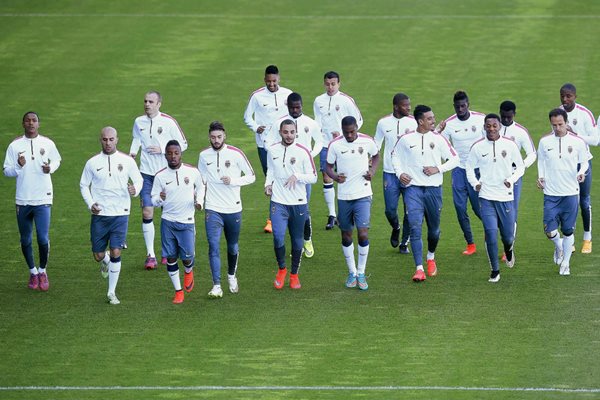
[1,1,599,399]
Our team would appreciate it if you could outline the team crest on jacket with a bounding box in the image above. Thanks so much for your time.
[501,150,507,158]
[430,142,435,149]
[40,148,45,156]
[158,127,163,134]
[358,147,364,155]
[184,176,190,185]
[225,160,231,168]
[335,105,340,111]
[304,126,309,133]
[118,163,123,172]
[290,157,296,165]
[568,146,573,154]
[572,118,578,126]
[471,125,477,132]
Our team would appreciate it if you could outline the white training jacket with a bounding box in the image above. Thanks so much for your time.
[313,91,363,145]
[441,111,485,168]
[466,137,525,202]
[266,113,323,158]
[80,151,143,216]
[243,86,293,148]
[130,112,188,176]
[3,134,62,206]
[374,114,418,174]
[151,164,204,224]
[501,121,537,169]
[537,132,589,197]
[198,145,256,214]
[392,130,459,188]
[265,141,317,205]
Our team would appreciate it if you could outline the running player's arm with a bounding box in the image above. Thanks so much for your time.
[437,135,459,173]
[309,119,323,158]
[232,150,256,186]
[3,144,20,177]
[46,142,61,173]
[79,160,95,210]
[507,142,525,185]
[129,122,141,158]
[151,174,164,205]
[243,94,260,133]
[465,147,480,190]
[128,159,143,196]
[193,169,205,210]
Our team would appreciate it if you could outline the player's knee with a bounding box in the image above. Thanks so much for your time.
[580,195,591,209]
[93,252,105,262]
[546,229,558,239]
[142,218,153,224]
[182,258,194,267]
[561,228,574,237]
[227,243,239,255]
[142,207,154,220]
[110,248,121,259]
[341,237,353,247]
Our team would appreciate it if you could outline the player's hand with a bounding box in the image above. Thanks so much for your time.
[284,174,298,189]
[160,191,166,200]
[399,173,412,186]
[17,152,26,167]
[130,153,137,159]
[577,174,585,183]
[91,203,102,215]
[435,119,446,133]
[422,166,439,176]
[332,131,341,138]
[264,185,272,196]
[337,173,346,183]
[363,169,374,181]
[146,145,161,155]
[42,162,51,174]
[194,203,203,211]
[257,126,266,134]
[128,183,136,195]
[221,176,231,185]
[536,178,545,189]
[504,180,511,188]
[475,183,482,192]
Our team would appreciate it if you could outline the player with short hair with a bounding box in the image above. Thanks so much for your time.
[266,119,317,290]
[151,140,204,304]
[268,92,322,258]
[466,114,525,283]
[314,71,363,230]
[558,83,598,253]
[198,121,256,298]
[130,90,188,270]
[537,108,589,276]
[326,116,379,290]
[3,111,62,291]
[441,90,485,256]
[374,92,417,254]
[243,65,293,233]
[80,127,143,304]
[393,105,459,282]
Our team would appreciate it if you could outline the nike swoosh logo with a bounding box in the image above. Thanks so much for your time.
[341,150,348,154]
[299,213,305,216]
[454,129,461,132]
[207,162,213,165]
[385,130,392,132]
[409,145,416,148]
[319,106,324,109]
[482,154,488,157]
[140,128,145,131]
[273,157,279,160]
[547,148,553,151]
[96,167,104,171]
[235,219,240,223]
[263,103,268,106]
[18,151,25,155]
[166,181,173,185]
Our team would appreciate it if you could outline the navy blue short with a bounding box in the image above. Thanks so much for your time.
[90,215,128,252]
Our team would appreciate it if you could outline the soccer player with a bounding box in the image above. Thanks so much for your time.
[537,108,589,276]
[268,92,322,258]
[151,140,204,304]
[243,65,293,233]
[3,111,61,291]
[374,93,417,254]
[80,127,143,304]
[198,121,256,298]
[441,90,485,255]
[130,91,188,270]
[559,83,598,253]
[314,71,363,230]
[466,114,525,283]
[326,116,379,290]
[393,105,459,282]
[266,119,317,290]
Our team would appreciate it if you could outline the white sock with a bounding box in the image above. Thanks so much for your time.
[562,234,575,265]
[427,251,435,261]
[357,244,369,274]
[107,261,121,295]
[416,265,424,271]
[324,186,336,217]
[168,268,181,291]
[342,243,357,275]
[550,231,562,250]
[185,265,193,274]
[142,222,155,258]
[583,231,592,241]
[29,267,38,275]
[101,253,110,266]
[38,267,46,274]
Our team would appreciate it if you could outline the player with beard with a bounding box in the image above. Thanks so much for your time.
[198,121,256,298]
